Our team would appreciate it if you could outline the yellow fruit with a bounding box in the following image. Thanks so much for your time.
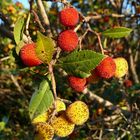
[66,101,89,125]
[51,114,75,137]
[35,123,54,140]
[32,112,49,124]
[56,100,66,112]
[114,57,128,78]
[32,100,66,124]
[7,44,14,49]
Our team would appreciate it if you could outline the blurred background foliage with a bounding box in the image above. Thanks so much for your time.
[0,0,140,139]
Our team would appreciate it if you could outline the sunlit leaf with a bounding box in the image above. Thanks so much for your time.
[102,27,132,38]
[36,31,55,64]
[29,78,54,120]
[57,50,105,78]
[14,17,25,45]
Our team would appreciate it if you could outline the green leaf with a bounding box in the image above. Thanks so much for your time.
[29,78,54,120]
[57,50,105,78]
[14,17,25,45]
[102,27,132,38]
[15,40,25,55]
[36,31,55,64]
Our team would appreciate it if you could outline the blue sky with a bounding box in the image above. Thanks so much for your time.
[13,0,53,9]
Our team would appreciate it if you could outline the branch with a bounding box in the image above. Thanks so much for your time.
[32,10,46,33]
[109,0,117,8]
[83,88,113,107]
[128,48,139,83]
[36,0,52,36]
[85,13,140,21]
[10,73,24,95]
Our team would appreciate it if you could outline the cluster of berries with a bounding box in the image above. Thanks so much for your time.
[33,100,89,139]
[19,6,129,140]
[58,7,79,52]
[68,56,128,92]
[20,7,79,66]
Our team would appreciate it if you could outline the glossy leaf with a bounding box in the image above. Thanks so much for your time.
[102,27,132,38]
[14,17,25,45]
[29,79,54,120]
[36,32,55,64]
[57,50,105,78]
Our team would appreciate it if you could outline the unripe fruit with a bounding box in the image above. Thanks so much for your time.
[68,76,86,92]
[58,30,79,52]
[32,112,49,124]
[87,70,100,84]
[114,57,128,78]
[20,43,42,67]
[66,101,89,125]
[51,114,75,137]
[35,123,54,140]
[59,7,79,27]
[56,100,66,112]
[95,57,116,79]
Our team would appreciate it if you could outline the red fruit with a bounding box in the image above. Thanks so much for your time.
[95,57,116,79]
[68,76,87,92]
[124,80,132,88]
[58,30,79,52]
[59,7,79,27]
[20,43,42,67]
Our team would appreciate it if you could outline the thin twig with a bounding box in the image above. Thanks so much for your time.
[36,0,50,26]
[36,0,52,36]
[0,56,10,62]
[109,0,117,8]
[25,13,32,42]
[128,48,139,83]
[83,88,113,107]
[10,73,24,95]
[31,10,46,33]
[48,63,57,123]
[79,29,89,50]
[85,13,140,21]
[57,97,72,104]
[48,63,57,100]
[91,30,104,55]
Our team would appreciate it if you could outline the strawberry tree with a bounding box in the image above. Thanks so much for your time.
[0,0,140,139]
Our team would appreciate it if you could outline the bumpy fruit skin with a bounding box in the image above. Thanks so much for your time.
[87,70,100,84]
[59,7,79,27]
[32,112,49,124]
[66,101,89,125]
[51,114,75,137]
[58,30,78,52]
[68,76,86,92]
[32,100,66,124]
[95,57,116,79]
[20,43,42,67]
[114,57,128,78]
[35,123,54,140]
[56,100,66,112]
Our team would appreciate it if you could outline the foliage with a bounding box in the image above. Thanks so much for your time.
[0,0,140,140]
